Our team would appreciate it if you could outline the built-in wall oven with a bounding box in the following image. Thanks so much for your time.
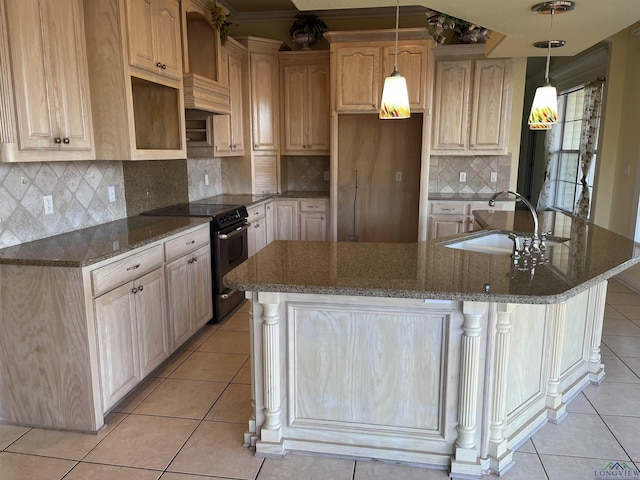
[143,202,249,322]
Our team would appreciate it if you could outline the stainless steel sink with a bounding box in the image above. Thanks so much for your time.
[442,232,567,256]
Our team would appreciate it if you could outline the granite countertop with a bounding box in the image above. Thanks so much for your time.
[0,216,210,267]
[225,211,640,304]
[199,191,329,207]
[429,192,517,202]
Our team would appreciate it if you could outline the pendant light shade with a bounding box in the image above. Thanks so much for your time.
[527,1,574,130]
[380,69,410,118]
[379,0,410,119]
[528,84,558,129]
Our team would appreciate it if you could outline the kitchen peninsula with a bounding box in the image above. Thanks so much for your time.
[225,211,640,477]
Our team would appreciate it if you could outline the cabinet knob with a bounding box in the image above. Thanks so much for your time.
[131,286,138,294]
[138,284,144,291]
[156,62,162,68]
[161,64,167,70]
[321,216,325,220]
[63,137,70,144]
[254,144,258,149]
[54,137,62,144]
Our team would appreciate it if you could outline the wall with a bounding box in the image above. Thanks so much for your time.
[0,161,126,249]
[597,23,640,287]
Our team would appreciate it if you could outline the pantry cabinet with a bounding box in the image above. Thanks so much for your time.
[83,0,186,160]
[279,51,330,155]
[0,0,95,162]
[432,45,514,155]
[126,0,182,80]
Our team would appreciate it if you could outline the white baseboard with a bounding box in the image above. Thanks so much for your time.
[613,271,640,294]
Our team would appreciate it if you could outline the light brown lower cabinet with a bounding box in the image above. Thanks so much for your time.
[0,222,212,432]
[165,244,213,349]
[95,267,169,411]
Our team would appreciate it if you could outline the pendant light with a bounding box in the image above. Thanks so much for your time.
[528,1,574,130]
[379,0,410,119]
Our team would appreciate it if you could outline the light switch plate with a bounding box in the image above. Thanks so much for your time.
[108,186,116,203]
[324,171,330,181]
[459,172,467,182]
[491,171,498,182]
[205,174,210,185]
[395,171,402,182]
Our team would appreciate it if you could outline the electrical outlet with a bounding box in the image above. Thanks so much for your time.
[459,172,467,182]
[324,171,330,181]
[395,171,402,182]
[108,186,116,203]
[20,176,27,185]
[623,164,631,177]
[205,174,210,185]
[491,171,498,182]
[43,195,54,215]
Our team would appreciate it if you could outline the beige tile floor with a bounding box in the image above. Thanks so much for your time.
[1,281,640,479]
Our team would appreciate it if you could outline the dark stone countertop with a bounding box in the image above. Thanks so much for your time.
[0,216,211,267]
[225,211,640,304]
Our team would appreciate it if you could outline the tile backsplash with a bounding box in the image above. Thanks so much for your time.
[429,155,511,194]
[282,156,330,192]
[0,161,126,249]
[187,157,223,201]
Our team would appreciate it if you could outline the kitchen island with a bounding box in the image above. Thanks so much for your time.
[224,211,640,477]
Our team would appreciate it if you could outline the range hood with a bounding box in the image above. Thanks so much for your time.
[182,1,231,115]
[183,73,231,115]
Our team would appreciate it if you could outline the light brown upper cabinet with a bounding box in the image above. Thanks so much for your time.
[211,38,247,156]
[432,45,515,155]
[0,0,95,162]
[126,0,182,81]
[279,51,330,155]
[180,0,231,114]
[84,0,187,160]
[326,29,431,114]
[237,36,282,194]
[238,37,282,152]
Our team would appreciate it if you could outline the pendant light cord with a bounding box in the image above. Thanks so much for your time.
[544,8,554,83]
[394,0,399,70]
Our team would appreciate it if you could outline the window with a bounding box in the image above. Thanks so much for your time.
[548,84,603,218]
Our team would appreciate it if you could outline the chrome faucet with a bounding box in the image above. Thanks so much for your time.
[489,190,541,254]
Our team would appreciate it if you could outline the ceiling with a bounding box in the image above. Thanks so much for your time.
[220,0,640,57]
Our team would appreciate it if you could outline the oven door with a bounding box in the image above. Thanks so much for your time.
[214,221,249,287]
[214,221,249,321]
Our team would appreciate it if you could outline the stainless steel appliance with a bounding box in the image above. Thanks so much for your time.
[143,202,249,322]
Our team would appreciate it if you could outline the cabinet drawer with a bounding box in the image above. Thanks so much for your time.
[92,245,163,296]
[431,202,465,215]
[299,199,327,212]
[164,225,210,263]
[247,203,266,221]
